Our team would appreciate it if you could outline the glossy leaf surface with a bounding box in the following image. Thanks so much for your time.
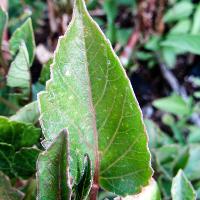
[0,116,40,150]
[13,147,41,179]
[0,143,15,176]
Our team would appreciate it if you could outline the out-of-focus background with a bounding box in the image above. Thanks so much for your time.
[0,0,200,199]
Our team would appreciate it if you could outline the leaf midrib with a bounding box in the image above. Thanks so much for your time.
[75,6,99,182]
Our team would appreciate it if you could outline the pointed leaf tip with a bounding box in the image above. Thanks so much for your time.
[74,0,87,14]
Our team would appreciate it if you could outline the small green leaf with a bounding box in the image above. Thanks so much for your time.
[153,95,191,117]
[170,19,191,35]
[10,101,39,124]
[0,116,40,150]
[155,144,180,179]
[161,34,200,55]
[32,82,45,101]
[172,146,189,175]
[39,59,52,85]
[13,147,41,179]
[171,170,196,200]
[9,18,35,64]
[0,7,7,47]
[37,129,72,200]
[191,3,200,34]
[74,154,92,200]
[187,126,200,143]
[0,143,15,177]
[184,145,200,181]
[103,0,117,44]
[0,171,24,200]
[162,47,176,69]
[7,41,31,89]
[38,0,152,196]
[164,1,194,22]
[144,119,173,149]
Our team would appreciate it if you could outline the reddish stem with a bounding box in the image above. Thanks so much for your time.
[120,29,140,66]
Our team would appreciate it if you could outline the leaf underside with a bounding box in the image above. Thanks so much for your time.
[38,0,152,196]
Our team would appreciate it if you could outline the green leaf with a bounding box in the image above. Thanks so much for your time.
[191,3,200,34]
[7,41,31,89]
[23,179,37,200]
[158,175,171,199]
[38,0,152,196]
[164,1,194,23]
[32,82,45,101]
[145,35,161,51]
[39,59,52,85]
[116,28,132,46]
[187,126,200,143]
[37,129,72,200]
[9,18,35,64]
[13,147,40,179]
[194,91,200,98]
[171,170,196,200]
[0,144,40,179]
[0,143,15,177]
[103,0,117,44]
[154,144,180,179]
[170,19,191,35]
[0,116,40,150]
[161,34,200,55]
[162,47,176,69]
[172,146,189,175]
[10,101,39,124]
[0,7,7,47]
[144,119,173,149]
[184,145,200,181]
[153,95,191,117]
[0,171,24,200]
[74,154,92,200]
[0,117,40,178]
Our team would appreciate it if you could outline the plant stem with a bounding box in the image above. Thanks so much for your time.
[90,152,99,200]
[90,182,99,200]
